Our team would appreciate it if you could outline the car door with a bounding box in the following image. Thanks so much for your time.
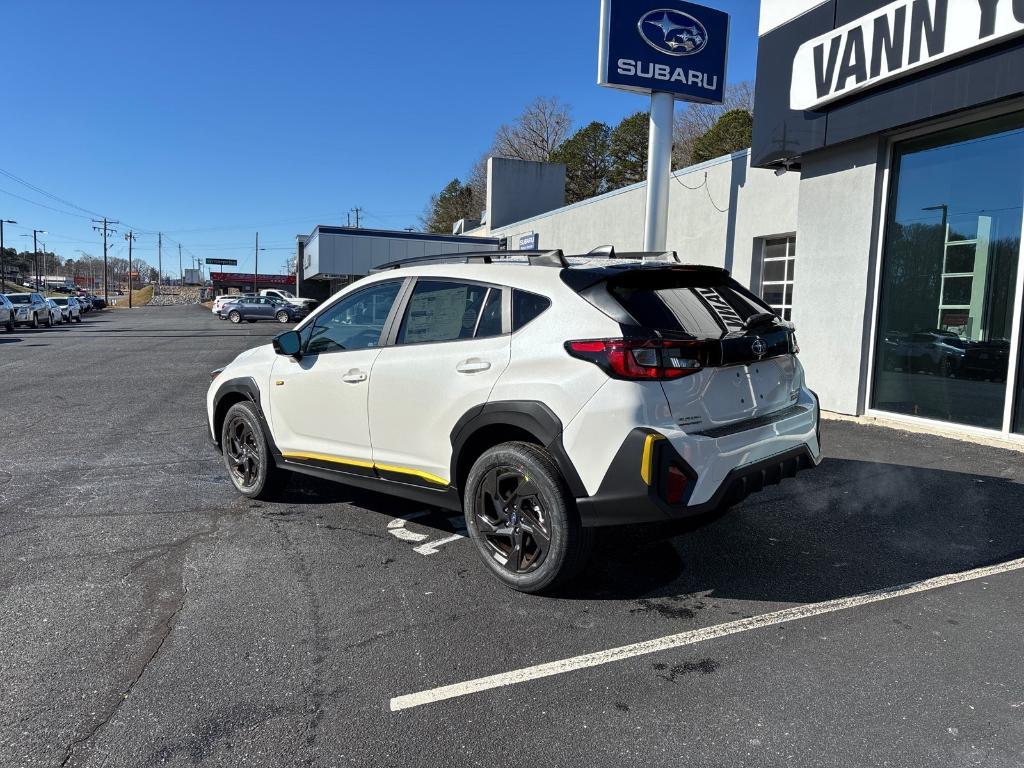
[269,279,406,474]
[368,279,511,488]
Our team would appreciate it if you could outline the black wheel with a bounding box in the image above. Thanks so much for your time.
[75,314,82,323]
[228,310,242,324]
[30,312,39,329]
[44,313,52,328]
[4,318,13,332]
[464,442,592,593]
[275,310,290,323]
[221,401,286,500]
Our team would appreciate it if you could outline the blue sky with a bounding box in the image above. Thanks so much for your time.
[1,0,760,276]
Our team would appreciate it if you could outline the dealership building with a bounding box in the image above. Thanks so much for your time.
[292,0,1024,444]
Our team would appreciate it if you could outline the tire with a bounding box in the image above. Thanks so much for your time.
[4,317,12,333]
[75,314,82,324]
[275,310,290,323]
[45,313,52,328]
[31,313,39,329]
[220,401,287,500]
[228,311,242,324]
[464,441,593,594]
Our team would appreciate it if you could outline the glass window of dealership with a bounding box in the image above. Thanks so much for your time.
[872,113,1024,436]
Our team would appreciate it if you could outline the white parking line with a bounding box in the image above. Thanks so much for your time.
[389,555,1024,711]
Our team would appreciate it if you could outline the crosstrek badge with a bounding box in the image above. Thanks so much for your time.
[790,0,1024,111]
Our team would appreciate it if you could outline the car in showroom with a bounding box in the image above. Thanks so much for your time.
[0,293,15,332]
[6,292,53,328]
[206,250,821,593]
[219,296,305,324]
[51,296,83,324]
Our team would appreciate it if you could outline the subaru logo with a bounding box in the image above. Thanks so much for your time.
[637,9,708,56]
[751,338,768,358]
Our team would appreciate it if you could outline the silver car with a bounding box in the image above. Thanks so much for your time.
[51,296,83,324]
[5,292,53,328]
[0,294,14,332]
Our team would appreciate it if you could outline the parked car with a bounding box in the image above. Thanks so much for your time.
[258,288,319,312]
[212,293,255,317]
[51,296,83,324]
[45,299,66,325]
[206,250,821,592]
[88,295,106,311]
[5,292,53,328]
[889,330,966,376]
[962,338,1010,381]
[0,294,14,332]
[220,296,304,324]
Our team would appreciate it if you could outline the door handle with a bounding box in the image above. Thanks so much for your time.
[456,358,491,374]
[342,369,368,384]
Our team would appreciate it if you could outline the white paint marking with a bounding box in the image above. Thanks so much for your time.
[386,512,430,543]
[389,556,1024,711]
[413,534,465,556]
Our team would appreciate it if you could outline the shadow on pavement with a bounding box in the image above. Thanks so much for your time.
[564,457,1024,602]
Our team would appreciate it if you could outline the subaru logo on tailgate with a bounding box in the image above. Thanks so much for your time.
[638,9,708,56]
[751,338,768,359]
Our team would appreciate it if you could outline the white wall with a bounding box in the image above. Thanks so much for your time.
[791,137,884,416]
[478,150,800,291]
[487,157,567,230]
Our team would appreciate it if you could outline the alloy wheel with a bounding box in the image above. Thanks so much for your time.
[225,416,261,489]
[474,467,551,574]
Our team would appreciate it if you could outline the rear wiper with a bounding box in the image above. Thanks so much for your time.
[743,312,779,330]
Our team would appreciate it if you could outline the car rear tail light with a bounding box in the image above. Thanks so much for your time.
[665,464,689,504]
[565,338,703,380]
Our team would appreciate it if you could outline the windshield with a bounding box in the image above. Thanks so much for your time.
[53,298,68,305]
[7,295,31,304]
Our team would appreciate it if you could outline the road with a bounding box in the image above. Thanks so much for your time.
[2,305,1024,767]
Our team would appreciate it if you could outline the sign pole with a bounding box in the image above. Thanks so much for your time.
[643,91,674,252]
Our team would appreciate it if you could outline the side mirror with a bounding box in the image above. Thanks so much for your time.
[273,330,302,358]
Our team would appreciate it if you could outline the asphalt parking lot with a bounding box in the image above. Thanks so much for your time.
[3,305,1024,767]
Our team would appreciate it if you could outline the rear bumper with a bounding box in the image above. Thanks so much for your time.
[575,398,821,527]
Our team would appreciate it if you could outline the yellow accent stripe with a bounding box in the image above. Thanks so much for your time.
[282,451,448,486]
[640,434,665,486]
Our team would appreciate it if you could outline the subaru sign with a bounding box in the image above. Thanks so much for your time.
[518,233,539,250]
[598,0,729,103]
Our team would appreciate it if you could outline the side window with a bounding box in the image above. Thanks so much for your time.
[397,280,489,345]
[474,288,503,338]
[306,281,402,355]
[512,289,550,331]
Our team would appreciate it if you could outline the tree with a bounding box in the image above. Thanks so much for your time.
[608,112,649,189]
[673,81,755,168]
[422,178,477,234]
[492,97,572,162]
[551,121,612,204]
[690,109,754,164]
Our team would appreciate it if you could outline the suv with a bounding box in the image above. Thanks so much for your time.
[0,294,14,332]
[6,292,52,328]
[206,250,821,592]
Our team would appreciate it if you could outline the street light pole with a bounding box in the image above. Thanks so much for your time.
[0,219,15,290]
[125,231,136,308]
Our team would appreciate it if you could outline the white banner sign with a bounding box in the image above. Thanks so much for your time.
[790,0,1024,110]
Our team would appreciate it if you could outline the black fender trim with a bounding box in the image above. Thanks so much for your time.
[211,377,282,460]
[278,461,462,512]
[449,400,587,498]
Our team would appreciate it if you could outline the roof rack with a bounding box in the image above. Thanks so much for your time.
[372,249,568,272]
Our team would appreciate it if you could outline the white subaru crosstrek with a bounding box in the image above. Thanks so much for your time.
[207,250,821,592]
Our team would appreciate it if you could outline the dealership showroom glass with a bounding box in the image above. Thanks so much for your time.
[752,0,1024,441]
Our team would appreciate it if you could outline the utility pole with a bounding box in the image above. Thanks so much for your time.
[125,231,136,308]
[31,229,46,290]
[178,243,182,289]
[0,219,15,290]
[350,207,362,228]
[254,232,259,292]
[92,218,118,304]
[157,232,163,295]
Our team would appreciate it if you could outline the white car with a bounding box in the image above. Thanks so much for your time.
[51,296,83,324]
[45,299,66,325]
[206,250,821,592]
[259,289,318,311]
[0,294,14,332]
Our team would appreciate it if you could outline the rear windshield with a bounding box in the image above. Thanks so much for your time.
[607,272,771,338]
